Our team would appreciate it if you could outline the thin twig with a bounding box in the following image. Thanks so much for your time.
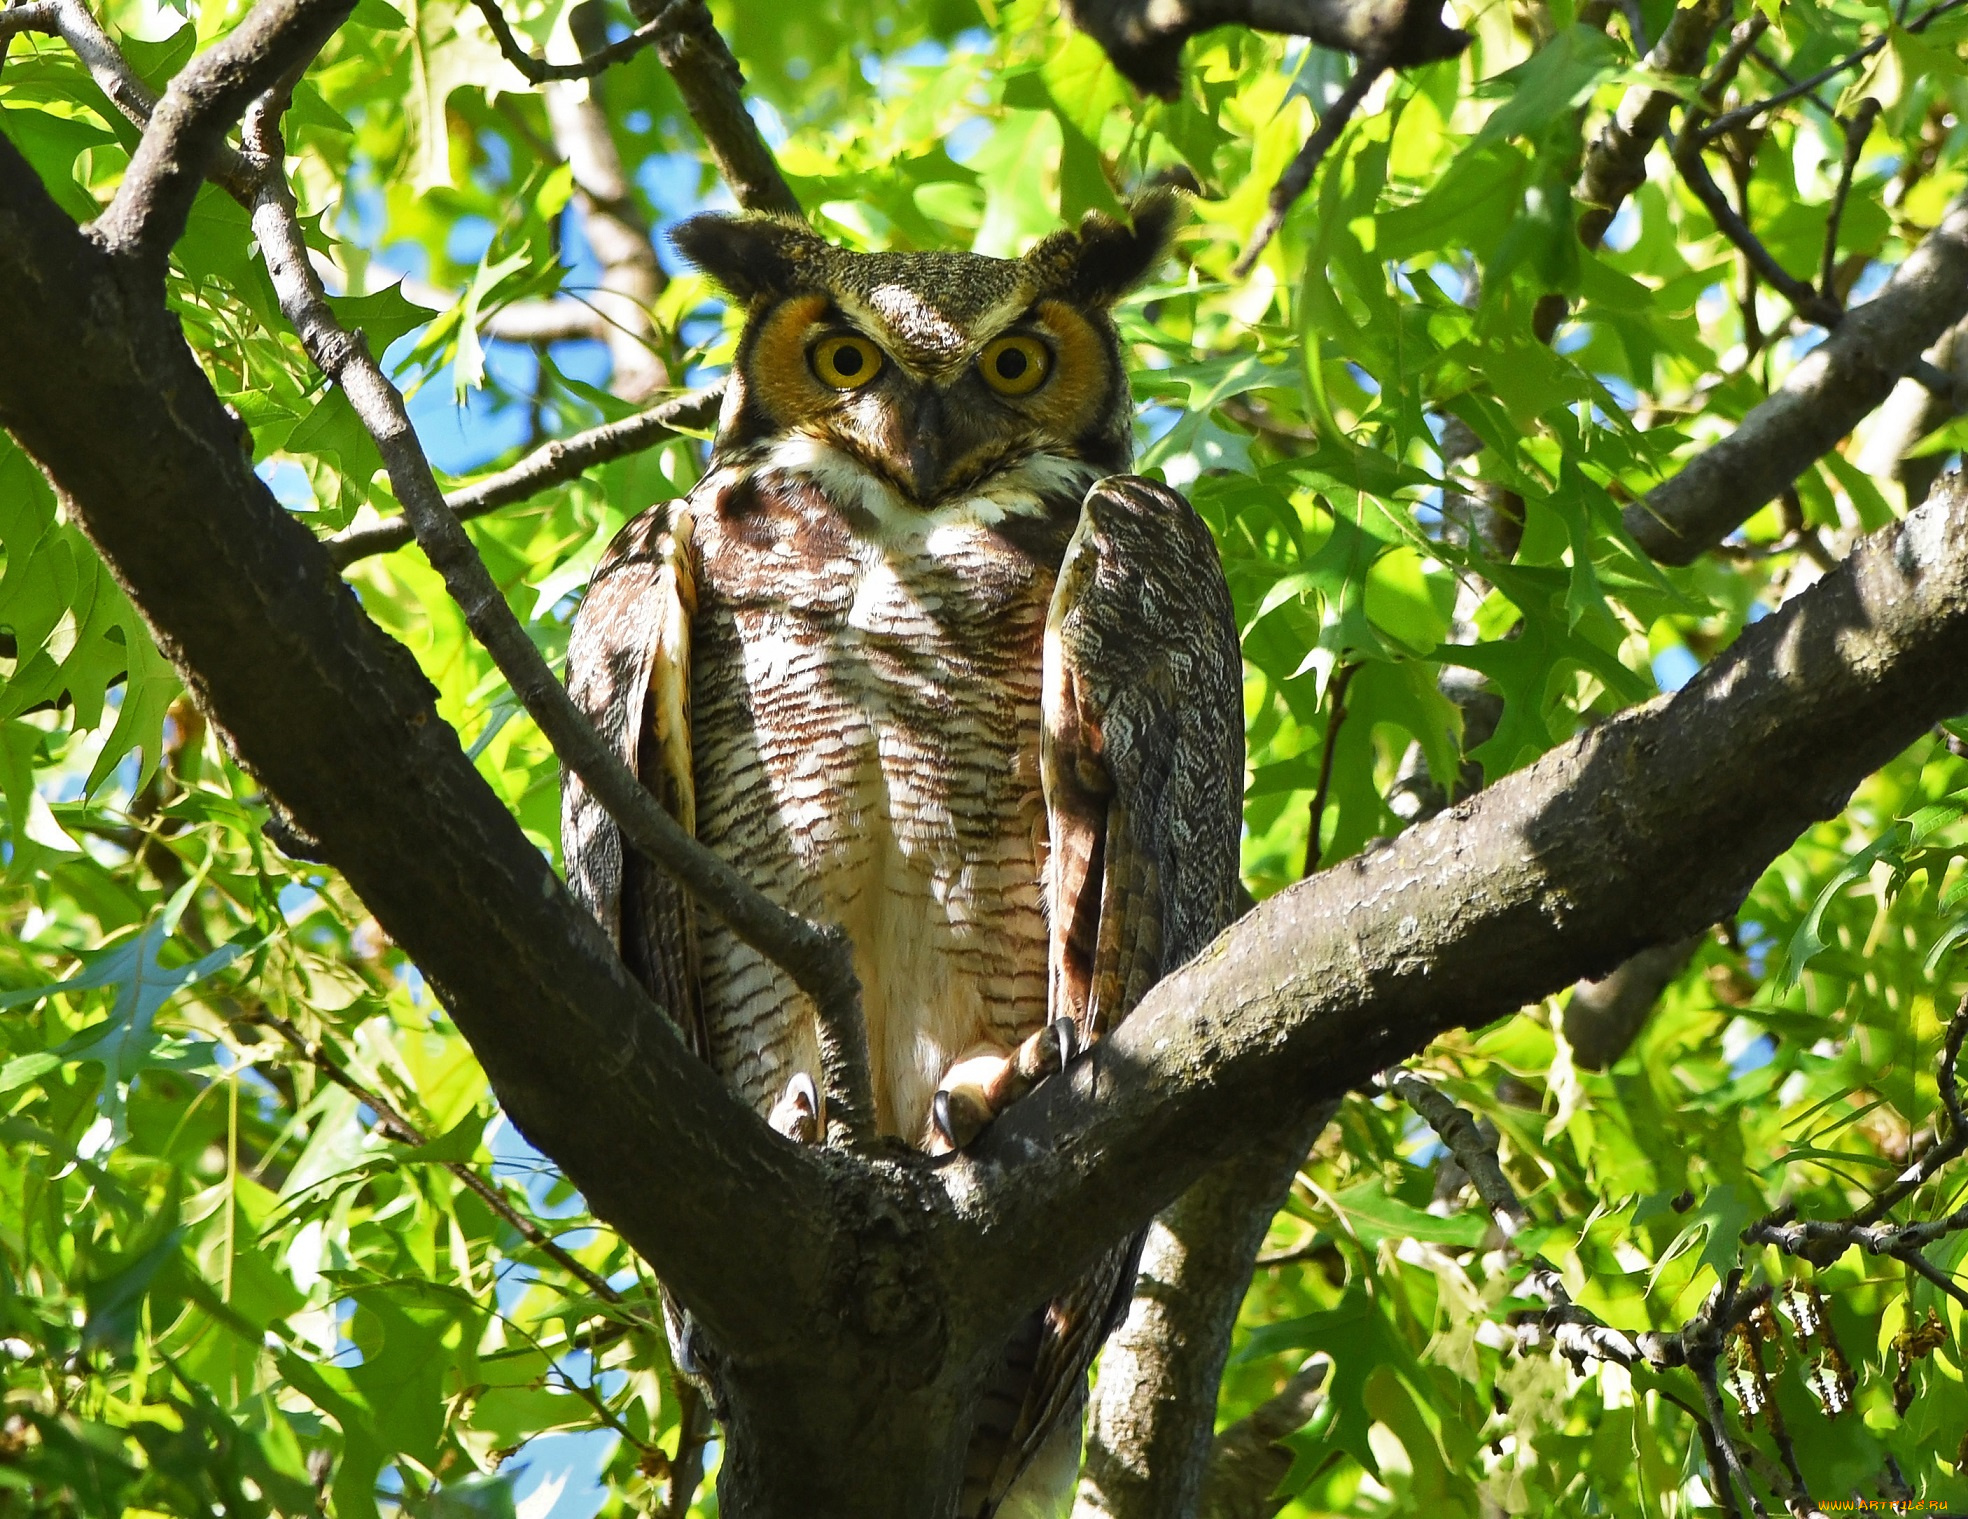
[1851,992,1968,1226]
[1389,1070,1528,1236]
[469,0,678,83]
[247,1003,631,1307]
[1686,1272,1773,1518]
[1303,661,1358,877]
[1741,1308,1817,1516]
[1821,98,1881,298]
[240,94,875,1146]
[1747,44,1839,125]
[1675,110,1841,328]
[327,383,724,566]
[661,1383,714,1519]
[1232,56,1387,279]
[1700,0,1968,145]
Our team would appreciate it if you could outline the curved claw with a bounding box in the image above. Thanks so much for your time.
[1053,1016,1079,1074]
[768,1071,822,1145]
[933,1086,992,1152]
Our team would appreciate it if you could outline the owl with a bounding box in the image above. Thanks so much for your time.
[562,193,1245,1517]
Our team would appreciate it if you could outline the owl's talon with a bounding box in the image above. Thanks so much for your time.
[933,1086,993,1152]
[768,1071,822,1145]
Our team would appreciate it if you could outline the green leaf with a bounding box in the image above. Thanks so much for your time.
[1472,26,1622,149]
[2,919,254,1145]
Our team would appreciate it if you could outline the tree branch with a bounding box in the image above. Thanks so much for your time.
[1194,1357,1329,1519]
[953,475,1968,1309]
[1821,98,1881,298]
[246,1001,633,1310]
[89,0,352,269]
[1561,931,1705,1069]
[542,1,671,400]
[1625,192,1968,564]
[1076,1105,1336,1519]
[1301,661,1357,876]
[1,0,163,138]
[1230,55,1387,279]
[1695,0,1968,148]
[467,0,677,83]
[0,117,835,1354]
[626,0,801,219]
[1574,0,1734,251]
[325,384,722,567]
[1388,1072,1525,1235]
[1062,0,1467,99]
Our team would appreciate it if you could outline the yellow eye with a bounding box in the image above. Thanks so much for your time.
[810,334,883,389]
[978,334,1051,396]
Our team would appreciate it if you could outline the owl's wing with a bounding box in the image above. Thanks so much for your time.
[970,475,1247,1516]
[1043,474,1246,1042]
[562,502,704,1055]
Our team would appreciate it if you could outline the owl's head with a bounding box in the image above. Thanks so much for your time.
[671,194,1177,521]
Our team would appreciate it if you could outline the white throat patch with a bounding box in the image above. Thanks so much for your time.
[758,433,1098,542]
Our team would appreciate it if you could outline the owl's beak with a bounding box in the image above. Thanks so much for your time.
[903,389,945,503]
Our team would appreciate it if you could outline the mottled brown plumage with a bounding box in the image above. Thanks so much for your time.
[562,195,1244,1518]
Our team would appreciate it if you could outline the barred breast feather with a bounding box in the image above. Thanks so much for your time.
[667,451,1087,1144]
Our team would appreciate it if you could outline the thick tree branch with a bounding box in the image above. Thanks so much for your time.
[1625,192,1968,564]
[0,122,834,1355]
[89,0,351,267]
[325,384,721,567]
[1062,0,1466,99]
[1856,313,1968,509]
[1076,1105,1336,1519]
[1561,931,1705,1069]
[954,477,1968,1309]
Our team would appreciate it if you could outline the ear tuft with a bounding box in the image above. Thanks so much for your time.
[669,213,822,302]
[1026,189,1182,307]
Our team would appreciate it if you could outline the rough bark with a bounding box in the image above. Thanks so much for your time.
[1076,1104,1337,1519]
[0,130,835,1358]
[1195,1359,1329,1519]
[87,0,351,266]
[1625,192,1968,564]
[949,481,1968,1310]
[1063,0,1467,98]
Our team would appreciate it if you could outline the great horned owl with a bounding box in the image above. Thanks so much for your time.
[562,194,1244,1517]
